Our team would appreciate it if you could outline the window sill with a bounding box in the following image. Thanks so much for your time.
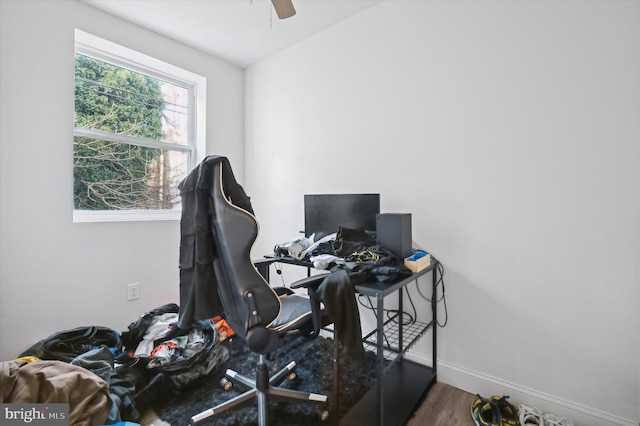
[73,209,181,223]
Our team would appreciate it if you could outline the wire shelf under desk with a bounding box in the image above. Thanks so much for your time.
[362,319,432,365]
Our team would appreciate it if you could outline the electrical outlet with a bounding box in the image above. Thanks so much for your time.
[128,283,140,301]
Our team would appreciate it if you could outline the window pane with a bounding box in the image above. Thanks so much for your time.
[161,83,189,145]
[74,54,189,145]
[74,137,189,211]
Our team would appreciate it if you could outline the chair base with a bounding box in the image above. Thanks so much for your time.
[191,355,328,426]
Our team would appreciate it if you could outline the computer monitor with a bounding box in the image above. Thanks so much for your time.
[304,193,380,238]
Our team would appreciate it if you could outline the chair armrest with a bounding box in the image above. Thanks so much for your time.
[289,273,329,290]
[290,273,330,337]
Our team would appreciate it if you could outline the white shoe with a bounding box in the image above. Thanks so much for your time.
[544,413,574,426]
[519,404,544,425]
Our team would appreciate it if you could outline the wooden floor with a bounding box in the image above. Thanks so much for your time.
[406,381,477,426]
[141,381,476,426]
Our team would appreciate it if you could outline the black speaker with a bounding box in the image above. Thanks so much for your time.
[376,213,412,259]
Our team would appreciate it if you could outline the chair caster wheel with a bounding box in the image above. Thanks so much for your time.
[287,372,297,381]
[220,377,233,391]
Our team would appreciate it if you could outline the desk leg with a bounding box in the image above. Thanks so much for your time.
[398,287,404,353]
[432,266,438,377]
[376,292,384,426]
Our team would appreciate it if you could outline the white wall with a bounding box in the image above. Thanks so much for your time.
[1,1,638,424]
[0,0,244,361]
[245,1,640,425]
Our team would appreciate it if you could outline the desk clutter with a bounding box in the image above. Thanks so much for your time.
[285,192,437,282]
[274,226,414,284]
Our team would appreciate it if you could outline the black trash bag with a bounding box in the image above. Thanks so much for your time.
[144,319,229,389]
[119,304,230,390]
[19,325,122,362]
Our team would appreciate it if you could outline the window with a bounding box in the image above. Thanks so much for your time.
[73,30,206,222]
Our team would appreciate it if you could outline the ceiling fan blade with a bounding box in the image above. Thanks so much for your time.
[271,0,296,19]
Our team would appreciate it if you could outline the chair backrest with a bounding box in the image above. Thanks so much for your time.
[210,162,281,341]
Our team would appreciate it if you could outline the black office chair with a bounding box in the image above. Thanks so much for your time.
[190,162,329,426]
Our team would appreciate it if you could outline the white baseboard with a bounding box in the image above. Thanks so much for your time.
[404,352,638,426]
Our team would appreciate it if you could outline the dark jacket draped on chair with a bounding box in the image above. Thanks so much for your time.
[176,155,253,329]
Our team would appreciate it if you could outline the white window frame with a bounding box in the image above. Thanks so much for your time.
[73,29,206,223]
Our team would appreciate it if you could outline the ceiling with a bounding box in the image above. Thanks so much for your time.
[82,0,383,68]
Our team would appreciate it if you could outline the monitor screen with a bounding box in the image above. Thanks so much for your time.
[304,193,380,238]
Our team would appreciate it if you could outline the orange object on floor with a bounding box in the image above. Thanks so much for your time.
[212,316,235,340]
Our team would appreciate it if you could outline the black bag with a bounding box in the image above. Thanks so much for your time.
[20,325,122,363]
[120,305,229,389]
[334,226,376,257]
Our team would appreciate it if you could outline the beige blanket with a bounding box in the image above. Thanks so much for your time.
[0,358,111,426]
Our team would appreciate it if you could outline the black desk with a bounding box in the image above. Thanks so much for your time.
[256,256,439,426]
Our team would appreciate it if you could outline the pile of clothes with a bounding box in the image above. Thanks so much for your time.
[0,303,230,425]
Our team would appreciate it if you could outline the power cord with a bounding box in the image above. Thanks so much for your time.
[357,294,417,327]
[414,257,448,328]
